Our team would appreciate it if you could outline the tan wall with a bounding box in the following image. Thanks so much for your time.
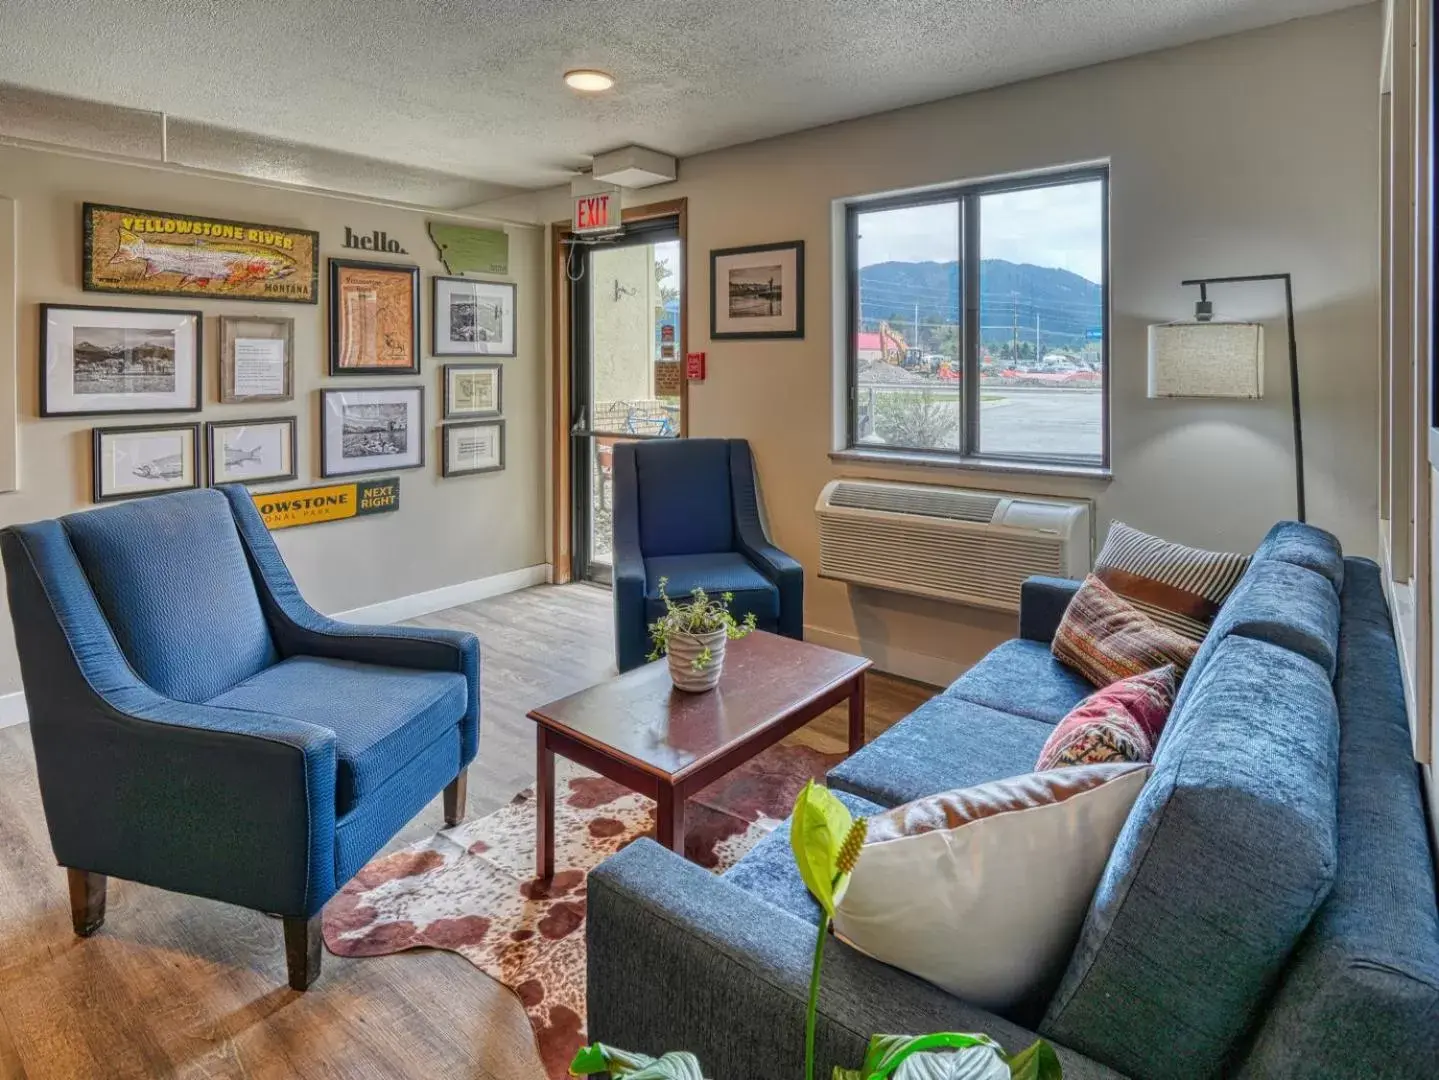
[0,144,547,694]
[540,7,1383,681]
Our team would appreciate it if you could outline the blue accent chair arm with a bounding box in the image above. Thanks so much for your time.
[1019,575,1083,644]
[219,486,481,764]
[588,840,1125,1080]
[1,521,339,918]
[729,439,804,639]
[610,443,650,671]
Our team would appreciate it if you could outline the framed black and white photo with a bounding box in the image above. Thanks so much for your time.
[442,363,502,419]
[206,416,297,486]
[709,241,804,340]
[442,420,505,477]
[432,276,516,357]
[320,386,424,478]
[219,316,294,403]
[92,422,201,502]
[41,304,202,417]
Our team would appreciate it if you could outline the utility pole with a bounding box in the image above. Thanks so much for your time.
[913,303,920,354]
[1011,291,1019,363]
[1035,312,1042,362]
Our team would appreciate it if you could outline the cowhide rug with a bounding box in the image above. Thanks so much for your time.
[323,742,837,1079]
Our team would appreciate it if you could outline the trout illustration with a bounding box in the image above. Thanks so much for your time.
[110,228,297,287]
[133,454,185,480]
[223,445,263,467]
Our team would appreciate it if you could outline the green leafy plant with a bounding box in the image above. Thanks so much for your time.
[646,577,758,670]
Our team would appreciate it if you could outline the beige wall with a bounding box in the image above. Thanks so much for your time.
[537,6,1383,681]
[0,144,547,694]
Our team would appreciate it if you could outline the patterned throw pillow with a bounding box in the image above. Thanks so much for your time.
[1036,666,1178,770]
[1094,521,1249,642]
[1053,575,1199,687]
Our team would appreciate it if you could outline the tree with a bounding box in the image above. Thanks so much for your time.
[654,259,679,307]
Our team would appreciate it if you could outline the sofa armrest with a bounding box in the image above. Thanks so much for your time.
[1019,576,1082,644]
[611,443,650,671]
[730,440,804,638]
[588,839,1125,1080]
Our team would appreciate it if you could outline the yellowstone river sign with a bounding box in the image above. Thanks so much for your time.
[83,203,320,303]
[253,477,400,530]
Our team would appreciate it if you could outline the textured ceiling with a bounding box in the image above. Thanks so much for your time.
[0,0,1368,191]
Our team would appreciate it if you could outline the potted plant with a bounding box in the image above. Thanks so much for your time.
[647,577,757,693]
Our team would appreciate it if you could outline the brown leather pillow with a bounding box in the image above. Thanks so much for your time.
[1053,575,1199,687]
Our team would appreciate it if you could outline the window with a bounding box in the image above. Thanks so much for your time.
[846,168,1109,469]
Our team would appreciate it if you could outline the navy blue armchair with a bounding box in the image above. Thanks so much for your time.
[611,438,803,672]
[0,486,479,990]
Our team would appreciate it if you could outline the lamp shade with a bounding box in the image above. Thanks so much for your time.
[1147,321,1265,398]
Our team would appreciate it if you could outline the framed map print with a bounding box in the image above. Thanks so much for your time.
[329,259,420,374]
[432,276,516,357]
[83,203,318,304]
[442,363,502,419]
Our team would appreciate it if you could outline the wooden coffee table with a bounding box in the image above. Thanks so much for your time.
[526,631,871,878]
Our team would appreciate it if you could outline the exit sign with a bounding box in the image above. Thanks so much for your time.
[573,189,621,235]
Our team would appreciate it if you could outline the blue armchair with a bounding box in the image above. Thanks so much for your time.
[611,438,803,672]
[0,486,479,990]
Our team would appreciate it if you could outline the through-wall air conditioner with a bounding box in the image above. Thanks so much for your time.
[815,480,1092,613]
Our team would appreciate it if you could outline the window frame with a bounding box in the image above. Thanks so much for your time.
[844,165,1111,471]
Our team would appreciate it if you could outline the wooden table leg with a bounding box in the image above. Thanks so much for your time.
[848,671,867,754]
[536,728,555,879]
[655,784,685,855]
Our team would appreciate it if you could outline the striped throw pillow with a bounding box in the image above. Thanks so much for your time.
[1094,522,1249,642]
[1053,575,1199,688]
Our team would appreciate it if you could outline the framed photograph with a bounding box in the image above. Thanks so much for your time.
[82,203,318,304]
[432,276,516,357]
[329,259,420,375]
[219,316,293,403]
[442,363,502,419]
[442,420,505,477]
[710,240,805,340]
[92,422,201,502]
[40,304,201,417]
[321,386,424,478]
[206,416,297,486]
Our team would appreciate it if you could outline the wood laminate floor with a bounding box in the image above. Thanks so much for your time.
[0,584,932,1079]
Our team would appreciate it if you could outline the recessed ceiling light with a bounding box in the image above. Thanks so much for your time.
[565,69,615,93]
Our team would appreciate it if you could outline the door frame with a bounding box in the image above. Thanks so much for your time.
[550,198,688,585]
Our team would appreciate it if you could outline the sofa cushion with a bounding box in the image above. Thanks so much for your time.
[1252,520,1344,594]
[1041,636,1340,1080]
[1236,559,1439,1079]
[633,438,734,557]
[722,788,883,926]
[1094,521,1250,641]
[827,696,1054,808]
[207,655,468,814]
[946,639,1092,724]
[644,552,779,628]
[1053,575,1198,688]
[1036,666,1177,770]
[61,489,279,704]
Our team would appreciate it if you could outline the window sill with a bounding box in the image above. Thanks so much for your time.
[829,448,1113,482]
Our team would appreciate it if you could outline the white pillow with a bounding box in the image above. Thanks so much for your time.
[832,762,1151,1012]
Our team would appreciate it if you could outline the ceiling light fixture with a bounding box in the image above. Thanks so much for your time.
[564,69,615,93]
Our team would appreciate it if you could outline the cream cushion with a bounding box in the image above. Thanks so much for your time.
[831,762,1151,1012]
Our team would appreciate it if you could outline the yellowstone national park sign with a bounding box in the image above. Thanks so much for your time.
[254,477,400,530]
[83,203,320,303]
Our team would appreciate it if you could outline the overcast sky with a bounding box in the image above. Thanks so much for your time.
[856,180,1103,283]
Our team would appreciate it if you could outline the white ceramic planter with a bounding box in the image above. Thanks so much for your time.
[665,628,728,693]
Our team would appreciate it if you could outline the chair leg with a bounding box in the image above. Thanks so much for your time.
[443,768,468,827]
[283,914,322,991]
[66,868,106,937]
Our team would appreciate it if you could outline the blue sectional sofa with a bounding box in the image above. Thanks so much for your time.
[586,523,1439,1079]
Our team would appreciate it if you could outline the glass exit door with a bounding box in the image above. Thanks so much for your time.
[570,218,683,584]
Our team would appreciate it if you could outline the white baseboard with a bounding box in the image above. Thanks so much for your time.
[331,563,551,625]
[0,564,553,732]
[803,624,964,689]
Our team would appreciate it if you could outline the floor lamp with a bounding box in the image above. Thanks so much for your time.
[1147,273,1305,523]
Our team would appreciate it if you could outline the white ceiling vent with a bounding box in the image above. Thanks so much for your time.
[816,480,1092,613]
[591,145,677,188]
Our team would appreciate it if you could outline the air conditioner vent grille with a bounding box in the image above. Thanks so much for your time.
[829,482,1000,523]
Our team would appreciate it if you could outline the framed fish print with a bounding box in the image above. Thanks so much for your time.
[329,259,421,375]
[442,420,505,477]
[320,385,424,478]
[432,276,516,357]
[40,304,202,417]
[442,363,502,419]
[82,203,319,304]
[206,416,297,487]
[92,422,201,503]
[219,316,294,404]
[709,240,805,340]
